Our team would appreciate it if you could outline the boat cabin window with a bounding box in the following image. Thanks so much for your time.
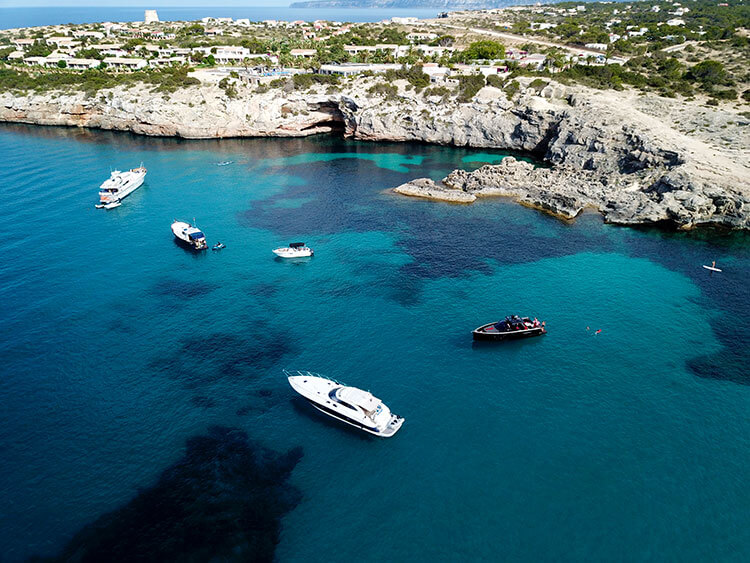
[330,389,358,411]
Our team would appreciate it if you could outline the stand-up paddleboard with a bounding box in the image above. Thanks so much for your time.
[703,265,722,272]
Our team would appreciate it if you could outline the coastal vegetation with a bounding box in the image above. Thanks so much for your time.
[453,40,505,63]
[0,0,747,110]
[0,66,200,95]
[383,64,430,91]
[292,72,339,90]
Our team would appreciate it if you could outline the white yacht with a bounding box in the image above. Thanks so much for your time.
[97,166,146,207]
[273,242,314,258]
[286,370,404,437]
[171,220,207,250]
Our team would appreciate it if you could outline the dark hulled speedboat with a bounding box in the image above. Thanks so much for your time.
[472,315,546,341]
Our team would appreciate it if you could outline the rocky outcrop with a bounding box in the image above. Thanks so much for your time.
[394,178,477,203]
[396,156,749,228]
[393,159,588,219]
[1,77,748,229]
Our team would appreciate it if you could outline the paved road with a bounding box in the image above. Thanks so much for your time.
[427,21,618,60]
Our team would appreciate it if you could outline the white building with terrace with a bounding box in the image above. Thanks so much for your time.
[290,49,317,58]
[192,46,279,65]
[103,57,148,70]
[318,63,402,76]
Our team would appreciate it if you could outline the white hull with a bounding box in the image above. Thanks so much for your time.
[98,167,147,205]
[287,371,404,437]
[171,220,207,250]
[273,247,313,258]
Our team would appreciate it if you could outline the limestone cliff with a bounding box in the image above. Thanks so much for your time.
[1,77,748,229]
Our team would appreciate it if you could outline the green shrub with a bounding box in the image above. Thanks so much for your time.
[0,65,200,96]
[558,64,626,90]
[711,88,737,101]
[686,60,729,88]
[423,85,451,97]
[459,40,505,62]
[456,74,485,103]
[504,79,520,100]
[292,73,339,90]
[485,74,503,89]
[529,78,548,92]
[383,65,430,91]
[218,77,237,98]
[368,82,398,99]
[26,40,52,58]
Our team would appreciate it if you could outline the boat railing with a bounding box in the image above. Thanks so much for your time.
[283,369,348,387]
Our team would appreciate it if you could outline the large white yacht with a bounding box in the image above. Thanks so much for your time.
[97,166,146,206]
[171,220,207,250]
[286,370,404,437]
[273,242,314,258]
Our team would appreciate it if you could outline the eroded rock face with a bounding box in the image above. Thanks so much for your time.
[1,78,748,229]
[397,155,748,229]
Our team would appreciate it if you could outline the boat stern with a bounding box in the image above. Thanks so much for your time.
[379,414,405,437]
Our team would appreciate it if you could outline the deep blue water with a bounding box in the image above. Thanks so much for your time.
[0,6,444,29]
[0,124,749,561]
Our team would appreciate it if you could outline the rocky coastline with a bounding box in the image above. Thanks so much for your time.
[1,77,748,229]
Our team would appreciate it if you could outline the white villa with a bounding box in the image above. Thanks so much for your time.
[319,63,402,75]
[192,46,279,65]
[103,57,148,70]
[23,55,99,69]
[290,49,317,58]
[407,32,438,41]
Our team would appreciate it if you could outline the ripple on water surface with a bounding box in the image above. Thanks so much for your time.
[0,125,748,562]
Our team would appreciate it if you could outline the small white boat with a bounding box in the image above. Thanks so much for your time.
[286,370,404,437]
[273,242,313,258]
[703,261,722,272]
[98,165,146,207]
[171,220,207,250]
[216,161,233,166]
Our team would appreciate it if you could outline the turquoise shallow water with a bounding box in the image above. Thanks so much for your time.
[0,124,748,561]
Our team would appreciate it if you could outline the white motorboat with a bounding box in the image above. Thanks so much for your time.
[273,242,314,258]
[286,370,404,437]
[171,220,207,250]
[97,165,146,207]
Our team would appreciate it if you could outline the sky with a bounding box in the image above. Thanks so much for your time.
[0,0,291,7]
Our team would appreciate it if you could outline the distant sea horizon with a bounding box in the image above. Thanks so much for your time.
[0,6,456,29]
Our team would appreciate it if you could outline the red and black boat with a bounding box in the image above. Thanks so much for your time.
[472,315,546,341]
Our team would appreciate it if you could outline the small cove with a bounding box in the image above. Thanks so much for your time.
[0,124,748,561]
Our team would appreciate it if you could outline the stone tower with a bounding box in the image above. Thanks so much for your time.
[144,10,159,24]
